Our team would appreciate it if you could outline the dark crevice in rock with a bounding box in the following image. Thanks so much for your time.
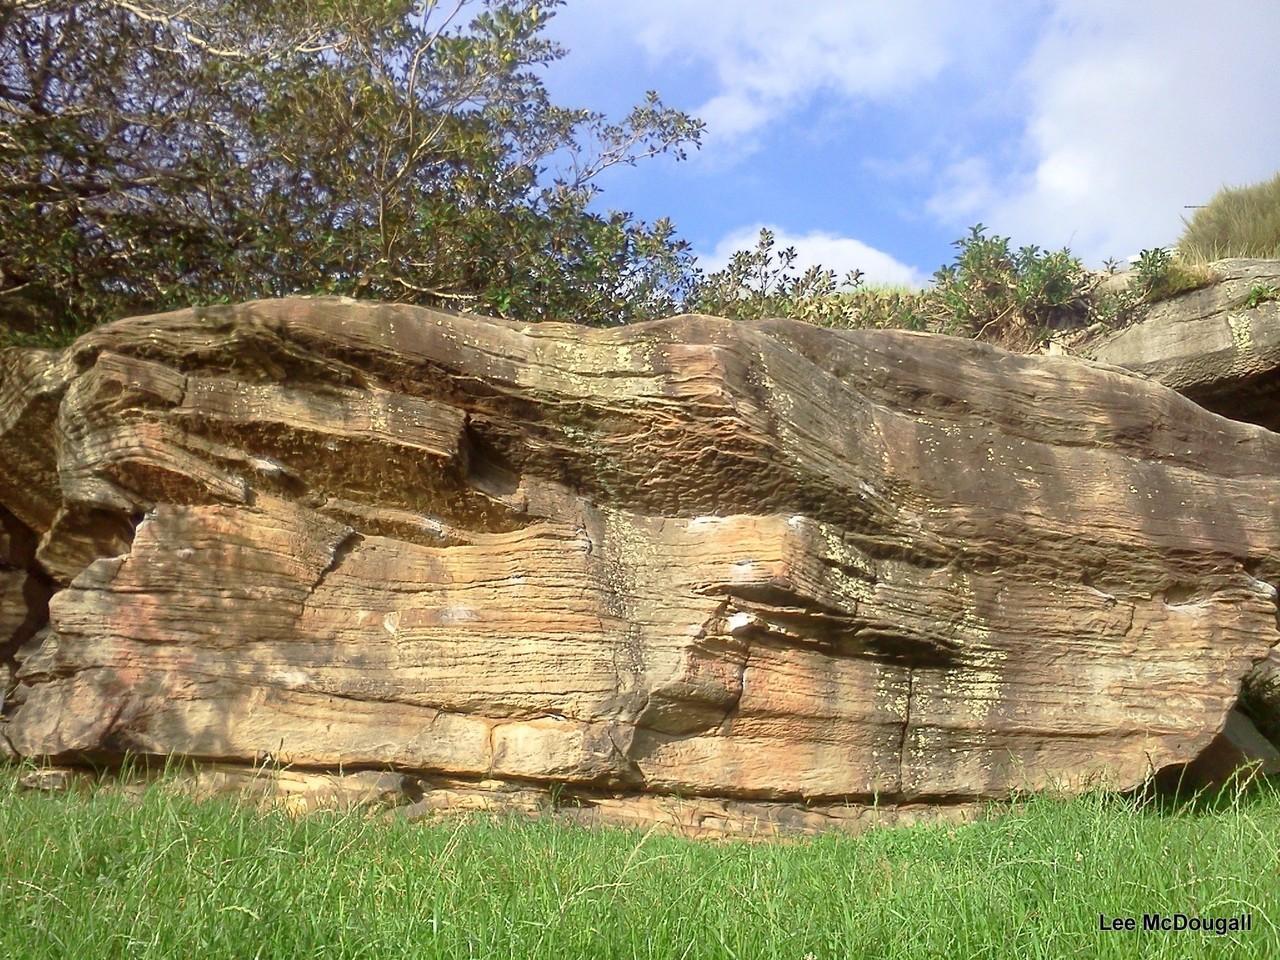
[1148,697,1279,795]
[1,506,56,716]
[1236,561,1280,752]
[701,588,964,667]
[1162,581,1214,606]
[311,498,479,548]
[1186,370,1280,433]
[22,750,993,811]
[895,667,915,795]
[459,418,540,529]
[1237,675,1280,755]
[310,528,363,598]
[698,582,856,620]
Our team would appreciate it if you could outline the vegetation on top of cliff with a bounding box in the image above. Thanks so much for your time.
[1179,171,1280,263]
[1126,246,1219,304]
[0,0,703,343]
[1241,283,1280,310]
[691,224,1150,351]
[1,3,1275,352]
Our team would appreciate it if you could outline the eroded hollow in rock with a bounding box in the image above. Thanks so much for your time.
[1,506,56,736]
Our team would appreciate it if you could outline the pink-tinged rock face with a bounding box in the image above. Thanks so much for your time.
[1,297,1278,831]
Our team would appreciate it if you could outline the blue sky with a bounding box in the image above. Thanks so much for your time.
[539,0,1280,286]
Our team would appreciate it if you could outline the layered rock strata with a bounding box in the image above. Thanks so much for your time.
[1087,259,1280,430]
[1,298,1278,831]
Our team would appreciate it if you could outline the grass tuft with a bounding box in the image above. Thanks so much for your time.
[1178,171,1280,263]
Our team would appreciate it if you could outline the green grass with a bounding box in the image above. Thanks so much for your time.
[2,766,1278,958]
[1240,283,1280,310]
[1178,171,1280,263]
[1142,259,1220,304]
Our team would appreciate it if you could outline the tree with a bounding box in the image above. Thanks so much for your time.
[0,0,704,344]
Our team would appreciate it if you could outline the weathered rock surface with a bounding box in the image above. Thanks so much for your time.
[1086,259,1280,430]
[8,762,982,839]
[1159,708,1280,790]
[1,504,53,753]
[1,297,1278,832]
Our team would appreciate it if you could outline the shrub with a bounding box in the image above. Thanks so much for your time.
[922,225,1097,348]
[1178,171,1280,262]
[687,228,929,331]
[1131,247,1217,303]
[691,224,1135,350]
[1241,283,1280,310]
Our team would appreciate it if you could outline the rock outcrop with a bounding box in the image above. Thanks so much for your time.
[1085,259,1280,430]
[1,506,54,756]
[1,298,1278,833]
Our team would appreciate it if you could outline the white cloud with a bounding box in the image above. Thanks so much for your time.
[926,157,999,224]
[928,0,1280,262]
[562,0,1013,154]
[692,92,772,144]
[549,1,1280,267]
[700,225,927,288]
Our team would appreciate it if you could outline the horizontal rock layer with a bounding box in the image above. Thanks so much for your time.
[1088,259,1280,430]
[11,763,984,839]
[2,297,1279,825]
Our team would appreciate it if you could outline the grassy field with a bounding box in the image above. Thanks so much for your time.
[1,767,1278,959]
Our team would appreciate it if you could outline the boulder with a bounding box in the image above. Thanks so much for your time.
[1241,646,1280,748]
[1086,259,1280,429]
[1160,708,1280,790]
[1,297,1278,831]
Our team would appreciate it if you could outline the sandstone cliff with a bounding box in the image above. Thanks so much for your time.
[1,298,1278,833]
[1084,259,1280,430]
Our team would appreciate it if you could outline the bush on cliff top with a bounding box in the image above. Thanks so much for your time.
[3,3,1270,352]
[690,224,1146,350]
